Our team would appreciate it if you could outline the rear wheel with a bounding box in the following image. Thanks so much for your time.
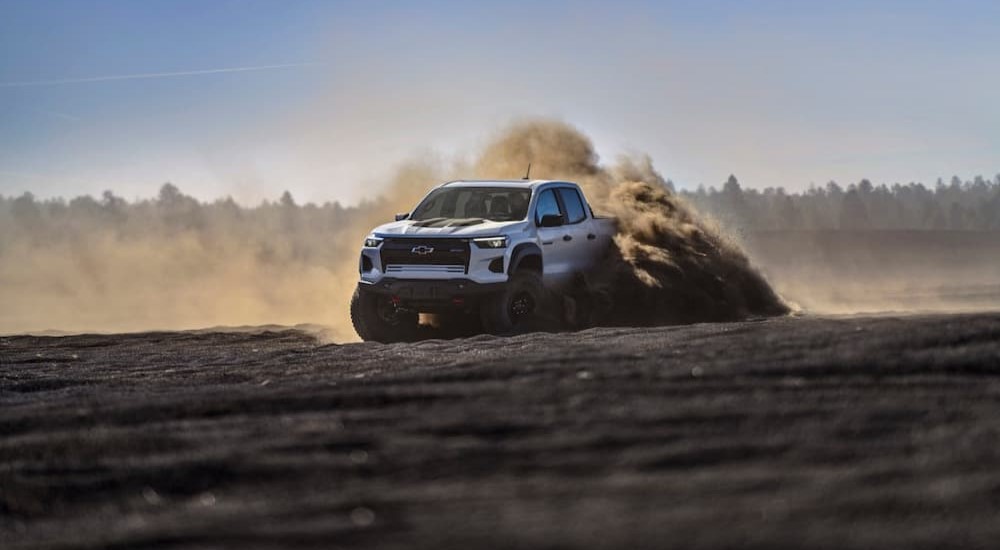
[350,288,418,343]
[480,271,545,335]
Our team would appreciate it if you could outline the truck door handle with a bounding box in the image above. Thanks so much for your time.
[587,233,596,240]
[562,235,573,242]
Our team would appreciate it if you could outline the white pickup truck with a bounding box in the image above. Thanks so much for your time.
[352,179,616,342]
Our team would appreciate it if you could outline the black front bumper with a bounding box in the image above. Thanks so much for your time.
[358,278,506,311]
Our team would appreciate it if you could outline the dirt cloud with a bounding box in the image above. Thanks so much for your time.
[471,120,790,326]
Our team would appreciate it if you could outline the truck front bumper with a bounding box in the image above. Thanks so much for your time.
[358,278,507,312]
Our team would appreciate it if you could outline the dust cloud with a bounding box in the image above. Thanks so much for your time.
[0,119,787,339]
[0,163,441,340]
[472,120,790,326]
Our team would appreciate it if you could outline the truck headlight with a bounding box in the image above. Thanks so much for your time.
[364,237,383,248]
[473,236,508,249]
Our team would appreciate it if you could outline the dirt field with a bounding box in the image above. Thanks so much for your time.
[4,313,1000,549]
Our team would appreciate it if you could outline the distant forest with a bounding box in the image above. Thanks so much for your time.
[3,174,1000,235]
[679,174,1000,231]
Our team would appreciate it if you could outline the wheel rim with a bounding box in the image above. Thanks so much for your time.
[508,291,535,320]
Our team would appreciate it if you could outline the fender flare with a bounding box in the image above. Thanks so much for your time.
[508,243,543,274]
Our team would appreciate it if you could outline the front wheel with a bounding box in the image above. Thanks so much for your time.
[350,288,418,343]
[480,272,546,335]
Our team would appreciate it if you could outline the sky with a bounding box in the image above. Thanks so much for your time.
[1,0,998,205]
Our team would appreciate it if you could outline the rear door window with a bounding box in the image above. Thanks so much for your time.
[557,188,587,224]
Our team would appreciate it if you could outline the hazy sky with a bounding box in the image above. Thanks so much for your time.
[1,0,998,204]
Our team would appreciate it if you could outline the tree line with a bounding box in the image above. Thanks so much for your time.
[0,184,380,273]
[3,174,1000,238]
[679,174,1000,231]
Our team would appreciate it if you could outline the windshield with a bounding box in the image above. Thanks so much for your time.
[410,187,531,223]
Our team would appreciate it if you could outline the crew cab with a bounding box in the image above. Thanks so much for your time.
[352,179,616,341]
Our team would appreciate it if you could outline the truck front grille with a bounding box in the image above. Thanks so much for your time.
[385,265,466,274]
[380,238,471,274]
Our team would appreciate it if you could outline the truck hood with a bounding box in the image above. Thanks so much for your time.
[372,218,530,238]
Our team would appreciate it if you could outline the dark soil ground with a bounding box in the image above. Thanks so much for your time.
[3,313,1000,549]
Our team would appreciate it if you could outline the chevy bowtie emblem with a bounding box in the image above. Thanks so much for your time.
[411,245,435,255]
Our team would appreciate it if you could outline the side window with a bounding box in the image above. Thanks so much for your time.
[557,188,587,224]
[534,189,561,225]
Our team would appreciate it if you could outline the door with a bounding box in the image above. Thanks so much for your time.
[533,188,574,285]
[555,187,599,271]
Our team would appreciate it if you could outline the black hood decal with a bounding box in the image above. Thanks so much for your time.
[410,218,485,228]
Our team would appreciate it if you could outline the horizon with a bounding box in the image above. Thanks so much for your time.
[5,172,999,208]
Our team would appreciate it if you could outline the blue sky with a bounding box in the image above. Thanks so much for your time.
[1,0,998,204]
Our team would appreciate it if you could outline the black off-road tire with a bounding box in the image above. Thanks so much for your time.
[480,271,545,335]
[350,287,418,343]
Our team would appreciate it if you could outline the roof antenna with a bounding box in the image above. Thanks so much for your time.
[522,162,532,180]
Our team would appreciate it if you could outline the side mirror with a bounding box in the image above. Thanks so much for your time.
[539,213,565,227]
[394,212,410,221]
